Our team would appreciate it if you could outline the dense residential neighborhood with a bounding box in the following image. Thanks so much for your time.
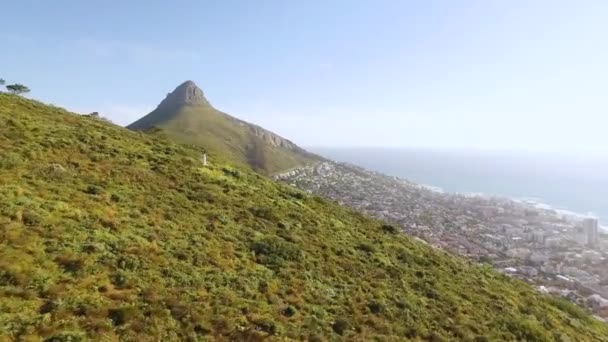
[276,162,608,319]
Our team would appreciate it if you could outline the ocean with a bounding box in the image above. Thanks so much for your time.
[311,148,608,226]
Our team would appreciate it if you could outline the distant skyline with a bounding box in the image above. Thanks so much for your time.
[2,1,608,150]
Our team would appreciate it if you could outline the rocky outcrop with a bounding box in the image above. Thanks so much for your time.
[221,111,304,151]
[248,125,298,149]
[156,80,211,110]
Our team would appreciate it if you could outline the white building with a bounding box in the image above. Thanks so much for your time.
[584,217,599,247]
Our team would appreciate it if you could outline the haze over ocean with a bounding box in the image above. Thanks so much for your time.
[312,148,608,225]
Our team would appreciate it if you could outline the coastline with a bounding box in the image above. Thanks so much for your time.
[310,147,607,230]
[418,183,606,230]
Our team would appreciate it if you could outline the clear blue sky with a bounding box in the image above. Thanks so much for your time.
[2,0,608,150]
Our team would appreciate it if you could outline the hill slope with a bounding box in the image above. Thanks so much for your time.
[127,81,322,174]
[1,93,608,341]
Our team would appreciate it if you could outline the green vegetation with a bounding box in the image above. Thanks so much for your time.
[127,82,322,174]
[132,105,320,174]
[1,92,608,341]
[6,83,30,95]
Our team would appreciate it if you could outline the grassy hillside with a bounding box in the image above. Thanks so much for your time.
[1,93,607,341]
[131,104,320,174]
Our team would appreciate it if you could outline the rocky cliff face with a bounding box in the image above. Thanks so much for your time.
[156,80,211,110]
[229,117,302,150]
[248,125,300,149]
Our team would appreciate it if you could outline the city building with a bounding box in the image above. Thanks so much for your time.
[584,217,599,247]
[575,226,588,246]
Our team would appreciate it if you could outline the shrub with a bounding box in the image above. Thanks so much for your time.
[308,334,324,342]
[427,332,447,342]
[332,319,349,335]
[0,153,22,169]
[44,332,85,342]
[84,185,103,195]
[111,271,130,288]
[289,191,306,200]
[250,206,277,221]
[252,317,278,335]
[39,300,57,314]
[22,210,42,226]
[426,289,440,300]
[40,163,69,180]
[108,306,140,326]
[367,301,384,314]
[221,167,240,178]
[506,317,552,342]
[547,296,588,320]
[381,224,398,234]
[55,255,85,275]
[186,189,216,203]
[251,236,301,268]
[356,243,375,254]
[281,306,297,317]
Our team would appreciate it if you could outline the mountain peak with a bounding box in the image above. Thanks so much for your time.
[157,80,210,109]
[128,80,324,173]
